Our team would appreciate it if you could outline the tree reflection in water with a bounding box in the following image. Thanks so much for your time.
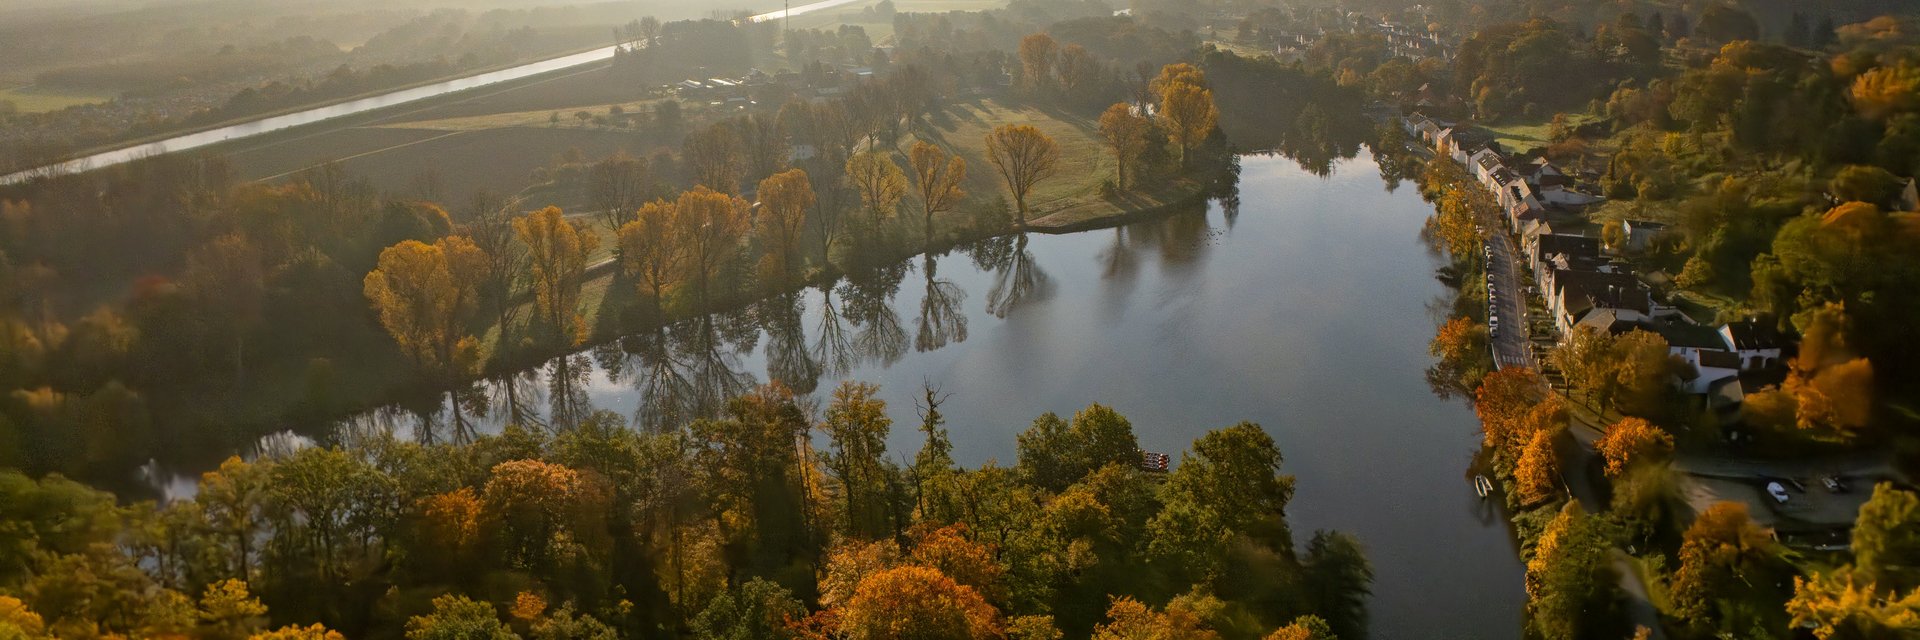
[812,284,856,379]
[843,263,909,368]
[914,253,968,352]
[610,314,759,432]
[982,233,1050,318]
[545,352,594,430]
[758,292,822,394]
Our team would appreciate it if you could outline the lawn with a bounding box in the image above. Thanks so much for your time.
[905,97,1203,230]
[1478,113,1601,154]
[0,84,115,113]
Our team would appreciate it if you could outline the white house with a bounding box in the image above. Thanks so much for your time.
[1660,323,1743,394]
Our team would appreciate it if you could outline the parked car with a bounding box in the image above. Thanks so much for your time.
[1822,476,1847,493]
[1766,482,1790,504]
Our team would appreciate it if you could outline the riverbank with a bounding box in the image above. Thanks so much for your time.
[139,139,1229,489]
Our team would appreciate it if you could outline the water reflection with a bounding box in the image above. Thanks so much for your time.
[760,293,822,394]
[843,264,910,367]
[914,254,969,352]
[160,152,1528,639]
[981,233,1051,318]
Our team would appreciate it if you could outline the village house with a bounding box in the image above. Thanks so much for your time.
[1622,219,1668,252]
[1549,269,1650,335]
[1720,320,1786,371]
[1660,322,1744,394]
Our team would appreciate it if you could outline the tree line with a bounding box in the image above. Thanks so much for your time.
[0,383,1370,640]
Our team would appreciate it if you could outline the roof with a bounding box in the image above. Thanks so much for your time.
[1555,270,1648,315]
[1723,320,1785,350]
[1574,308,1645,335]
[1659,322,1731,350]
[1700,350,1742,370]
[1534,234,1600,261]
[1624,219,1668,230]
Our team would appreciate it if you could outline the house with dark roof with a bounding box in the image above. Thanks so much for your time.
[1550,269,1649,335]
[1528,233,1602,283]
[1660,322,1743,394]
[1720,320,1786,371]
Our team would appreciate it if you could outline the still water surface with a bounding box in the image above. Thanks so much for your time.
[170,152,1525,638]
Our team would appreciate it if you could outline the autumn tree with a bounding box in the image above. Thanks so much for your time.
[822,381,896,539]
[182,233,266,383]
[467,198,528,353]
[1057,44,1099,99]
[1091,597,1217,640]
[1427,316,1490,392]
[1018,33,1060,92]
[514,207,599,345]
[198,579,267,640]
[1744,303,1875,439]
[672,186,749,309]
[984,125,1061,226]
[839,565,1001,640]
[587,152,650,232]
[1097,103,1151,191]
[405,595,516,640]
[685,123,747,194]
[1787,569,1920,639]
[363,236,488,433]
[908,141,967,243]
[845,151,908,240]
[618,200,680,316]
[1594,418,1674,478]
[753,170,814,286]
[1525,503,1620,640]
[1853,483,1920,592]
[1671,502,1777,631]
[1513,429,1560,506]
[1154,64,1218,166]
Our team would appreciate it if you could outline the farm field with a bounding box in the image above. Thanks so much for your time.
[0,84,115,113]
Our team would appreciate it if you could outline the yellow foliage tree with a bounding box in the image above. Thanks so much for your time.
[1154,64,1218,166]
[756,168,815,283]
[1097,103,1152,191]
[514,206,599,345]
[908,142,967,243]
[618,200,681,315]
[672,186,749,308]
[363,236,487,431]
[846,151,908,235]
[983,124,1061,226]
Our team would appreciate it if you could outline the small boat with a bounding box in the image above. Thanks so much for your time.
[1474,475,1493,499]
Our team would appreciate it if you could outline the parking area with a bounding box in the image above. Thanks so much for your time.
[1482,231,1535,371]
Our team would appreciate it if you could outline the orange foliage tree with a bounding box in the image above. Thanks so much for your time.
[838,565,1001,640]
[1595,417,1674,478]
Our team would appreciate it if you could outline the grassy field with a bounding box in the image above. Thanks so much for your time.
[906,98,1204,230]
[0,84,115,113]
[1478,113,1601,153]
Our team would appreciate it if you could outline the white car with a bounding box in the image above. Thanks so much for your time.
[1766,482,1790,504]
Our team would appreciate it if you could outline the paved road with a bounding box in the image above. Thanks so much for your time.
[1483,227,1535,371]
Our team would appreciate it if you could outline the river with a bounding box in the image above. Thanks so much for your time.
[160,151,1525,637]
[0,0,868,185]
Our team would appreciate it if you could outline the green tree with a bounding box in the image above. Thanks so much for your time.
[405,595,517,640]
[1854,483,1920,592]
